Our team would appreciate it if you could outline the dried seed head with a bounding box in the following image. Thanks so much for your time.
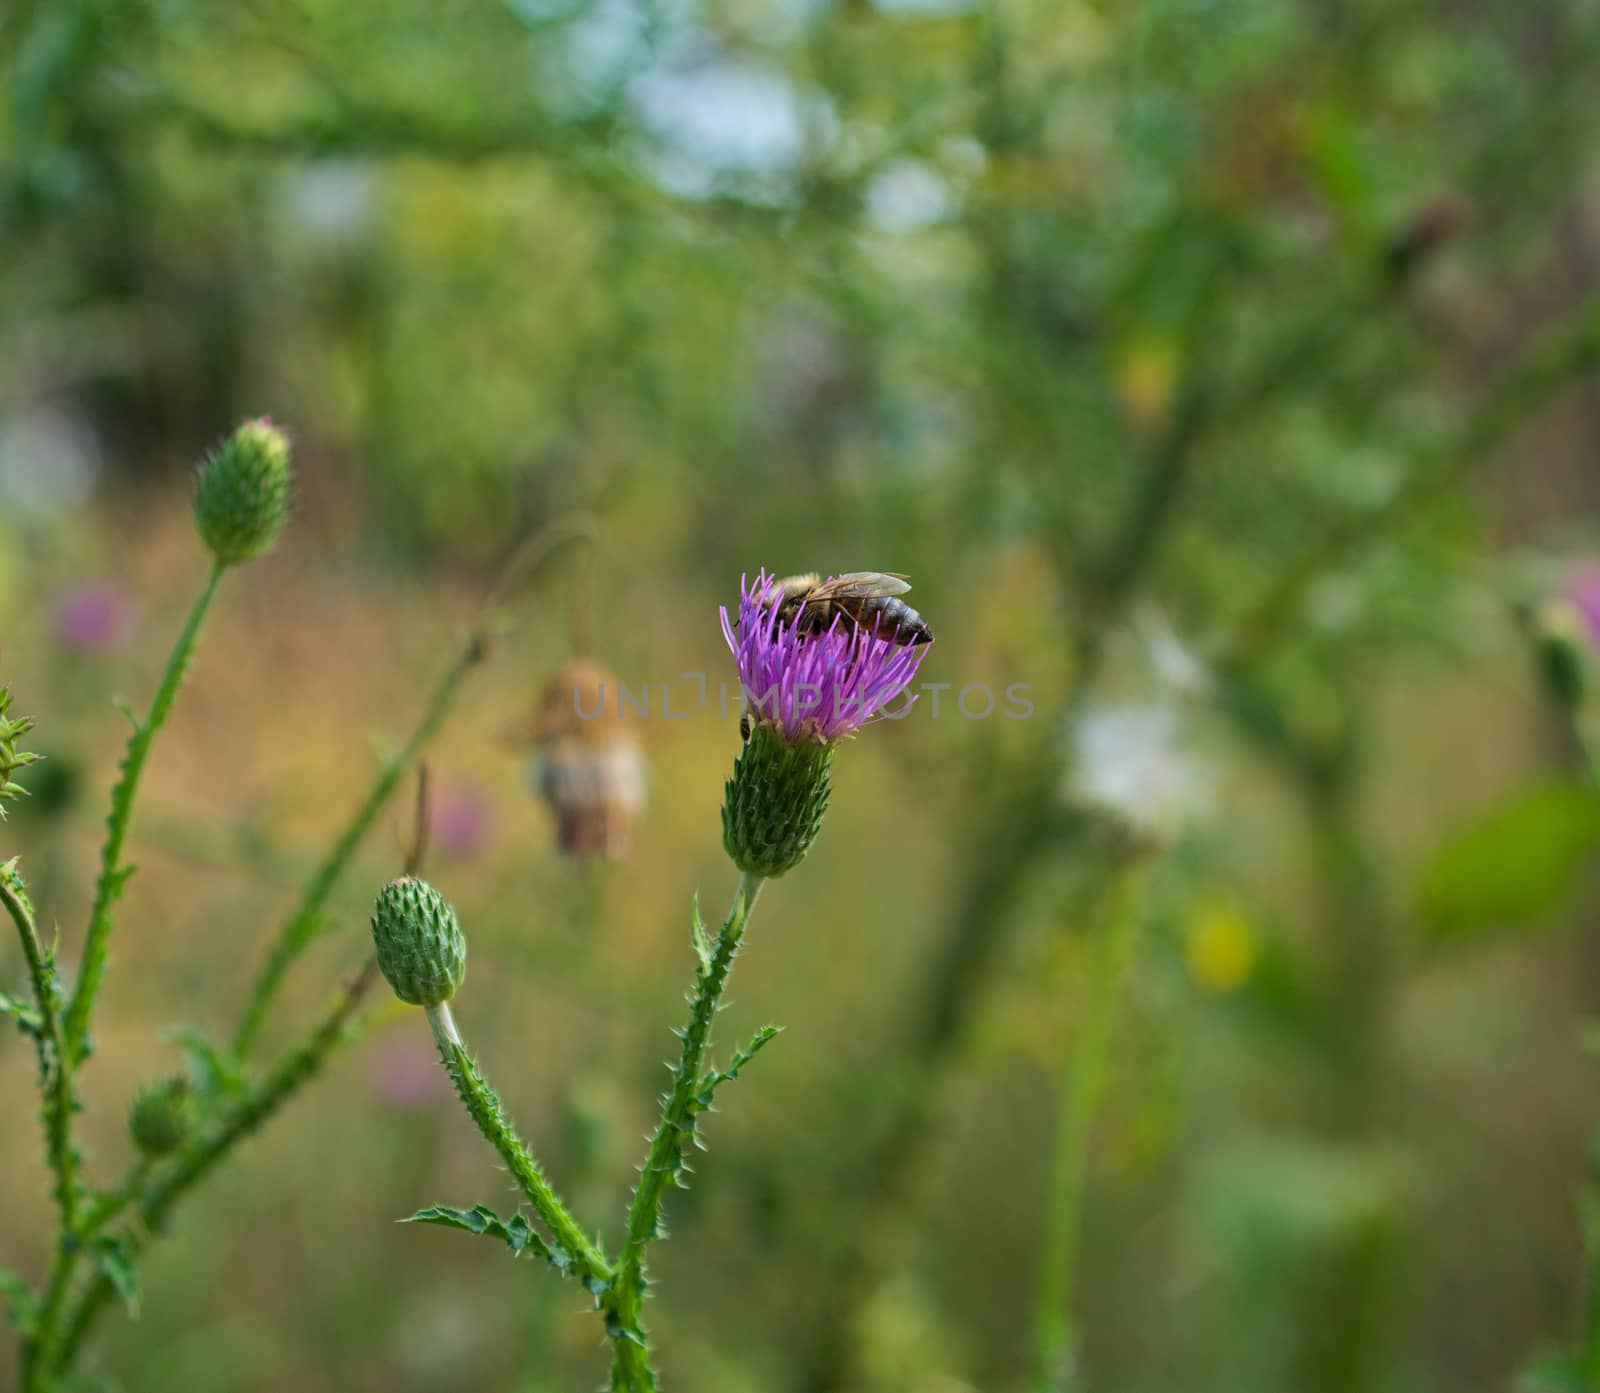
[371,876,468,1007]
[509,658,646,861]
[194,418,293,566]
[129,1079,193,1158]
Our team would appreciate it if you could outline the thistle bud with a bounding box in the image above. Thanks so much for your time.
[129,1079,193,1158]
[372,876,467,1007]
[194,418,293,566]
[721,722,834,878]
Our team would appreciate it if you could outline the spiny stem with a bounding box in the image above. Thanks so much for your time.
[1032,870,1143,1393]
[230,643,479,1059]
[0,874,77,1228]
[610,872,765,1389]
[51,960,378,1375]
[3,872,82,1391]
[423,1002,613,1291]
[64,562,225,1063]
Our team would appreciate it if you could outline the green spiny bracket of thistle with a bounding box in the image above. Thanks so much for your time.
[0,686,42,819]
[194,417,293,566]
[372,876,468,1008]
[719,570,930,877]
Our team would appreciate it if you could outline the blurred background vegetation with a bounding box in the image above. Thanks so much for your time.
[5,0,1600,1389]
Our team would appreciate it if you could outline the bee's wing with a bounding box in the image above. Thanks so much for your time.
[813,572,912,599]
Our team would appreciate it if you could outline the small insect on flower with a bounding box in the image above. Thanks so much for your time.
[757,572,934,648]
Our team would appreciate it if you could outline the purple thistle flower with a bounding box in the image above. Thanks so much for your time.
[1570,564,1600,647]
[368,1036,449,1108]
[719,570,929,743]
[433,782,492,861]
[54,583,136,655]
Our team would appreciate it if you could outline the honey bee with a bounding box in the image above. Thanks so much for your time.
[763,572,935,647]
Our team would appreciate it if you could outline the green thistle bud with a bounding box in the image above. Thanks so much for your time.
[721,723,833,879]
[194,418,293,566]
[129,1079,193,1158]
[372,876,468,1007]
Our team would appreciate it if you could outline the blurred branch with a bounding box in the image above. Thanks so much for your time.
[1228,291,1600,666]
[401,763,431,879]
[147,87,623,171]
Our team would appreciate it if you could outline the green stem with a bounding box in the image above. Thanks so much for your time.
[64,562,225,1063]
[84,1160,152,1231]
[1032,871,1142,1393]
[609,872,765,1391]
[424,1002,613,1290]
[51,961,377,1377]
[1578,1187,1600,1393]
[231,640,480,1059]
[3,871,82,1391]
[1565,716,1600,1391]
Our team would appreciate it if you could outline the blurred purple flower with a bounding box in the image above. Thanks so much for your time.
[368,1036,448,1108]
[720,570,928,743]
[53,583,135,655]
[433,782,491,861]
[1569,565,1600,646]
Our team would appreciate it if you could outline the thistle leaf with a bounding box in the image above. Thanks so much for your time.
[0,1261,38,1335]
[0,688,39,820]
[689,892,712,972]
[699,1025,783,1104]
[89,1237,139,1316]
[404,1204,563,1271]
[0,988,43,1039]
[166,1025,245,1100]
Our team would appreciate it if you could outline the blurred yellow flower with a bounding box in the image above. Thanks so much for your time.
[1185,899,1256,993]
[1115,337,1178,432]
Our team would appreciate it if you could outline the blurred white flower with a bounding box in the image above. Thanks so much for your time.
[1068,703,1211,839]
[0,407,101,518]
[1136,606,1212,696]
[865,159,953,232]
[284,163,375,242]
